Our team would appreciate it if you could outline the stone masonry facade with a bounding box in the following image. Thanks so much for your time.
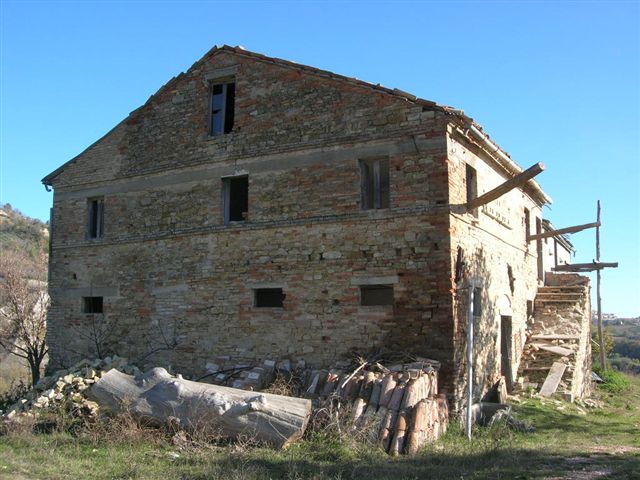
[43,46,574,404]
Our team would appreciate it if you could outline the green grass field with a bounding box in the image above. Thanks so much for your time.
[1,374,638,480]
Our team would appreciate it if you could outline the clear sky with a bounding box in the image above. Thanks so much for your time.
[1,0,638,316]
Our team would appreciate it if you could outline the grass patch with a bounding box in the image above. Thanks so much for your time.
[1,374,639,479]
[594,366,631,394]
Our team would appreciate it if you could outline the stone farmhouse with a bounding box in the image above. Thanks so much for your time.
[42,45,590,405]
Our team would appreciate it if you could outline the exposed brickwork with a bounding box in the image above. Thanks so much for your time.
[44,46,584,407]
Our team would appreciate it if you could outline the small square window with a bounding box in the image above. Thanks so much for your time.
[254,288,285,308]
[360,285,394,306]
[360,158,390,210]
[210,81,235,135]
[223,176,248,224]
[87,197,104,239]
[82,296,103,314]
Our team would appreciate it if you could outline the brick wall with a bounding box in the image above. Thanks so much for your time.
[46,49,458,385]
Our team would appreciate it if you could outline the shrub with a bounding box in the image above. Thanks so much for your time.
[593,366,630,394]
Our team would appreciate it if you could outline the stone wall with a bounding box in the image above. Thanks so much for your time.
[445,126,544,406]
[45,47,554,407]
[46,48,459,385]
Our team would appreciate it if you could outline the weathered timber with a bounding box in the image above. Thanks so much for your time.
[533,344,574,356]
[552,262,618,272]
[89,368,311,449]
[530,334,580,340]
[539,362,567,397]
[526,221,600,242]
[467,162,544,210]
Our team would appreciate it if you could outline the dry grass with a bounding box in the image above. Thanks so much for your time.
[1,375,639,479]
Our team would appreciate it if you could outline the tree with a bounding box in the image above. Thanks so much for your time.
[0,250,49,386]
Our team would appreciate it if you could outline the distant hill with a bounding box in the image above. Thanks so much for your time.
[0,204,49,261]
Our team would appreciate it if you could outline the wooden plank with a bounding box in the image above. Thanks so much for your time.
[467,162,544,210]
[537,344,574,356]
[526,221,600,242]
[539,362,567,397]
[531,334,580,340]
[552,262,618,272]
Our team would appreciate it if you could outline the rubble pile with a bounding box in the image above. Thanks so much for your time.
[2,352,449,455]
[1,355,139,421]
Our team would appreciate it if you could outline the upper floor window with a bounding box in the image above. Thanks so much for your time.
[360,158,390,210]
[210,81,235,136]
[465,164,478,217]
[87,197,104,239]
[223,175,248,224]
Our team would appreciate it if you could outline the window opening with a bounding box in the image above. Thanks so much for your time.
[82,296,103,314]
[254,288,285,308]
[210,81,235,135]
[360,158,390,210]
[223,176,248,224]
[466,164,478,216]
[472,287,482,316]
[535,217,544,281]
[360,285,394,306]
[524,208,531,240]
[87,197,104,239]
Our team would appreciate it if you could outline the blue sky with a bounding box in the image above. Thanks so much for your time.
[1,0,638,316]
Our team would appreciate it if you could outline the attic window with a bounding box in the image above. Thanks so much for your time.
[210,81,235,135]
[255,288,285,308]
[82,296,103,314]
[360,158,390,210]
[223,176,248,224]
[360,285,394,306]
[87,197,104,239]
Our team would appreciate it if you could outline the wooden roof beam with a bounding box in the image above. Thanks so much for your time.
[467,162,544,210]
[527,221,600,242]
[552,261,618,272]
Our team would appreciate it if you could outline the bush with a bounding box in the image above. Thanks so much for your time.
[593,366,630,394]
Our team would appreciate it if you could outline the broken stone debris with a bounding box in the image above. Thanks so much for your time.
[0,355,138,421]
[1,354,447,455]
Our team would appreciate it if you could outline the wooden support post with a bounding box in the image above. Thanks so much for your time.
[596,201,606,371]
[467,162,544,210]
[526,221,600,242]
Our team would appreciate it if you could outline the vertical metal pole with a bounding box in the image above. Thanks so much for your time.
[466,286,475,440]
[596,200,606,370]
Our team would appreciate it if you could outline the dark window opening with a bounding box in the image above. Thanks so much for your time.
[210,81,235,136]
[527,300,534,319]
[360,158,390,210]
[255,288,285,308]
[82,296,103,314]
[223,176,248,223]
[360,285,394,306]
[535,217,544,281]
[87,197,104,239]
[472,287,482,316]
[466,164,478,215]
[524,208,531,240]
